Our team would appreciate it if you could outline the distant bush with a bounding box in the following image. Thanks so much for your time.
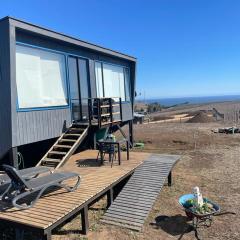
[147,102,162,113]
[134,105,147,113]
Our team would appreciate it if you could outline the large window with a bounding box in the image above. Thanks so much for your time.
[95,62,130,101]
[16,44,68,109]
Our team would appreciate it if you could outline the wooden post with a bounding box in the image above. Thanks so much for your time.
[100,144,104,165]
[117,143,121,165]
[126,140,130,160]
[168,171,172,186]
[81,206,89,235]
[15,228,24,240]
[9,147,18,169]
[129,120,133,147]
[107,188,114,208]
[42,232,51,240]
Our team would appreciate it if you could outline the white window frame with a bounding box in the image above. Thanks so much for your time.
[16,43,69,111]
[94,61,131,102]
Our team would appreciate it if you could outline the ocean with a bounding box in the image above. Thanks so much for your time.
[142,95,240,107]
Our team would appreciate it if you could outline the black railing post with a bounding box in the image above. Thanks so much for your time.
[98,98,101,128]
[109,98,113,124]
[168,171,172,186]
[107,188,114,208]
[80,206,89,235]
[88,98,92,126]
[119,97,122,122]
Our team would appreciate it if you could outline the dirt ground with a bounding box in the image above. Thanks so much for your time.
[0,122,239,239]
[50,122,240,240]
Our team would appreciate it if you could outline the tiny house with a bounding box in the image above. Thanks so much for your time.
[0,17,136,168]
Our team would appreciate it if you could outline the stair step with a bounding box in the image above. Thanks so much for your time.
[59,139,76,143]
[64,134,81,137]
[42,158,61,163]
[54,145,72,149]
[72,123,88,128]
[42,163,57,167]
[101,113,111,117]
[69,128,84,131]
[67,131,83,135]
[48,151,67,155]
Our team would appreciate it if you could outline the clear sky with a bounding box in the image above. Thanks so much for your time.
[1,0,240,99]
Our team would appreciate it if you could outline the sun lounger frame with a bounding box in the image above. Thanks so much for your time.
[0,166,51,199]
[0,166,51,185]
[1,165,81,209]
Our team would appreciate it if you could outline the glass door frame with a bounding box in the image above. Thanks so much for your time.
[68,56,91,122]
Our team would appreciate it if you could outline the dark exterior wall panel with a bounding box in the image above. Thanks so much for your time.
[14,109,71,146]
[0,19,12,158]
[7,22,136,147]
[9,23,18,149]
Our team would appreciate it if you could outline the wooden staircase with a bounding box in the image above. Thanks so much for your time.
[37,123,89,169]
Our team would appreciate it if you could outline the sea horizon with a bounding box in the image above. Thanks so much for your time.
[137,94,240,107]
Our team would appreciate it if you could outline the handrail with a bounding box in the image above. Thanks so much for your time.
[88,97,122,128]
[71,97,122,127]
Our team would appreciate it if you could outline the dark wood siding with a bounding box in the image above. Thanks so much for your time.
[0,19,12,158]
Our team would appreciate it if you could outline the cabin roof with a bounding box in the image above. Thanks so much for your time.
[0,16,136,62]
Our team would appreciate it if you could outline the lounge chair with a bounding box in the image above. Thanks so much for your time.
[0,166,50,185]
[1,164,81,209]
[0,166,51,198]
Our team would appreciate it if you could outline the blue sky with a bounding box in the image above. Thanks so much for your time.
[1,0,240,99]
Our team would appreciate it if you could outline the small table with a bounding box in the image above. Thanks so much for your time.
[97,139,130,166]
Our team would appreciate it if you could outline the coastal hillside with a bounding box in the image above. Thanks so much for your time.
[135,101,240,124]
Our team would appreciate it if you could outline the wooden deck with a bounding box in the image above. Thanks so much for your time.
[0,150,151,239]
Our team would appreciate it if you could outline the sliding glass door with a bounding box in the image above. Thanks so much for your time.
[68,56,90,121]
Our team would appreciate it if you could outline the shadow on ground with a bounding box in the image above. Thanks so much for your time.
[150,215,194,239]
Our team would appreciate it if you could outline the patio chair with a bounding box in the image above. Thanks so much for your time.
[96,141,117,167]
[1,164,81,209]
